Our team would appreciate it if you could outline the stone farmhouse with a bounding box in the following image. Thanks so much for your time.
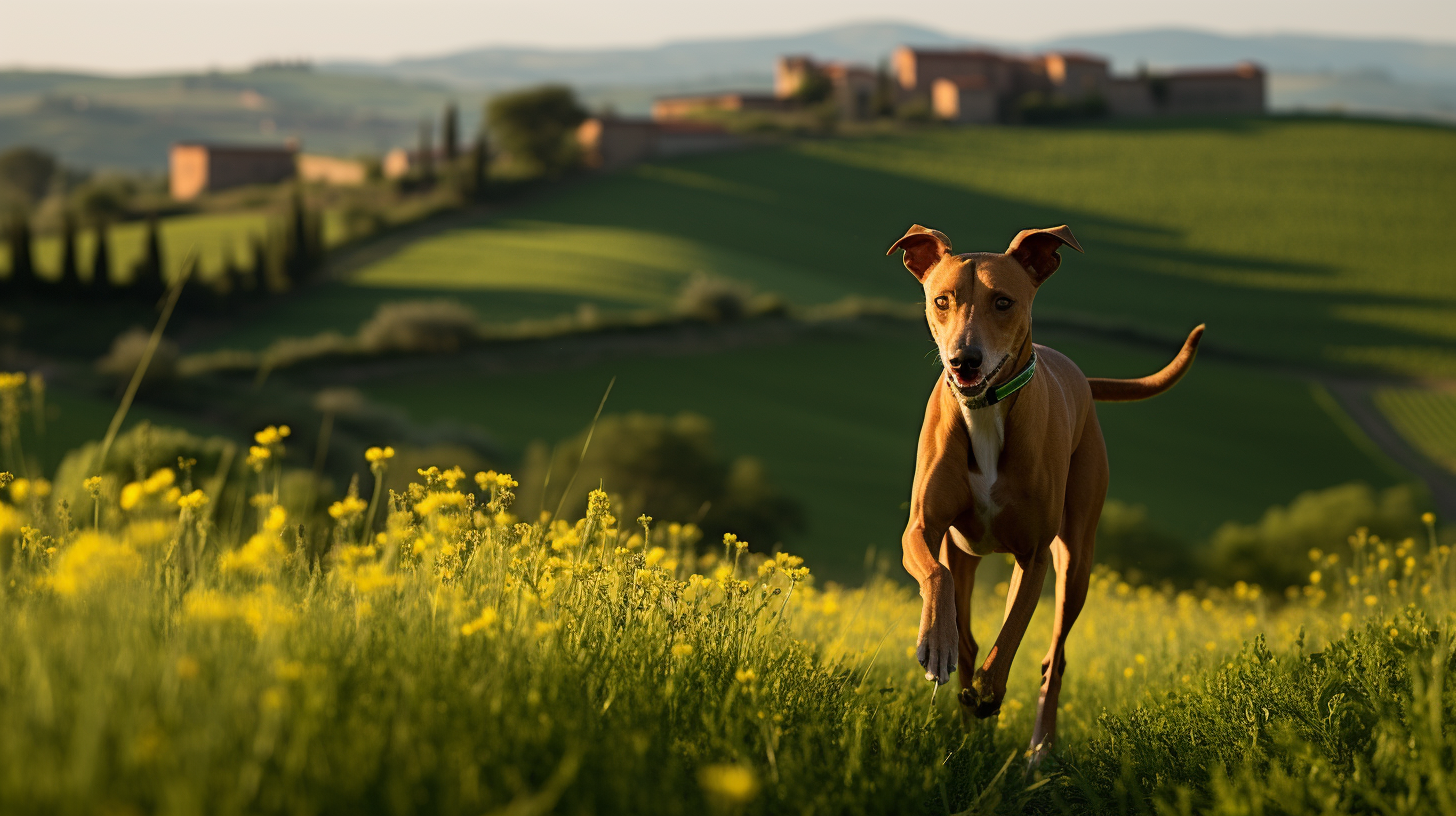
[169,142,367,200]
[575,117,744,170]
[169,142,298,200]
[649,45,1263,126]
[891,46,1265,122]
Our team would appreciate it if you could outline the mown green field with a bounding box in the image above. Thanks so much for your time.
[223,117,1456,372]
[1376,387,1456,475]
[347,321,1399,578]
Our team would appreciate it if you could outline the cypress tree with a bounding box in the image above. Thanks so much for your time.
[131,212,165,300]
[247,233,267,295]
[470,134,489,198]
[442,102,459,164]
[90,218,113,298]
[418,120,434,183]
[58,210,81,294]
[6,209,36,295]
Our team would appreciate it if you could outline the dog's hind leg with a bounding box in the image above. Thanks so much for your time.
[1028,423,1106,767]
[968,547,1049,719]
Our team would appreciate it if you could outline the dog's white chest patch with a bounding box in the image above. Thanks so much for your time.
[960,401,1007,556]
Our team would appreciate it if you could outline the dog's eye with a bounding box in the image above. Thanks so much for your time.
[994,297,1014,311]
[934,296,950,310]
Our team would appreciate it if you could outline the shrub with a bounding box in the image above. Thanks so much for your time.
[520,412,804,549]
[1202,482,1426,589]
[1095,500,1195,584]
[486,85,587,177]
[674,274,754,322]
[357,300,481,353]
[0,146,57,205]
[95,327,179,384]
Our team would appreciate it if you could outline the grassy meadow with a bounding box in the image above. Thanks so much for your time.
[1,405,1453,814]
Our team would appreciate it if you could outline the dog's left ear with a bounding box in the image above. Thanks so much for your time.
[1007,225,1083,286]
[887,225,952,282]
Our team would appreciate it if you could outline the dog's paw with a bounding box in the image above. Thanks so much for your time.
[915,630,958,686]
[915,573,959,685]
[966,671,1004,718]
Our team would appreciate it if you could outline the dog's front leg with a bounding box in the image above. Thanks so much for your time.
[905,521,959,686]
[968,548,1049,718]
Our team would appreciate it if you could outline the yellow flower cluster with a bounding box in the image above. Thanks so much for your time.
[329,495,368,520]
[120,469,178,511]
[183,585,296,637]
[9,478,51,504]
[43,532,142,597]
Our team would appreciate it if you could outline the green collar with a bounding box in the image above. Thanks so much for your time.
[956,352,1037,410]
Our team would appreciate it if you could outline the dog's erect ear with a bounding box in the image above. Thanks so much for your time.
[1007,225,1083,286]
[887,225,952,282]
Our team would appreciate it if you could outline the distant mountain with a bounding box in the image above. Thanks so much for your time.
[1045,29,1456,85]
[0,67,465,170]
[325,22,976,90]
[323,22,1456,123]
[5,23,1455,172]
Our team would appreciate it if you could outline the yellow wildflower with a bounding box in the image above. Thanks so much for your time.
[177,489,208,511]
[329,495,368,520]
[461,608,499,636]
[253,425,290,446]
[220,531,286,576]
[698,764,758,805]
[43,532,141,597]
[118,482,142,510]
[645,546,667,567]
[365,446,396,463]
[9,478,30,503]
[246,446,271,470]
[414,491,466,517]
[142,468,174,494]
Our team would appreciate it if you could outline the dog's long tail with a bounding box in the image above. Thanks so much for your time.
[1088,324,1205,402]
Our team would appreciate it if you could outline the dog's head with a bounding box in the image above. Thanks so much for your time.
[887,225,1082,400]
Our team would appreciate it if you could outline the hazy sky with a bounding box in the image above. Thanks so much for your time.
[5,0,1455,74]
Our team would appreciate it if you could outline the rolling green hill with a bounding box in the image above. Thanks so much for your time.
[0,66,464,170]
[177,115,1455,578]
[238,117,1456,374]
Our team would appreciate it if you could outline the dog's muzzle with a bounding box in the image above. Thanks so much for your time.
[946,352,1011,400]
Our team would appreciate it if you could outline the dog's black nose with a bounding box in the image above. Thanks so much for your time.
[950,348,983,371]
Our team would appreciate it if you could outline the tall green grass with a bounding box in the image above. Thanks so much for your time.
[1,409,1453,814]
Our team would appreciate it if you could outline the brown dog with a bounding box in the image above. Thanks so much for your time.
[888,224,1203,764]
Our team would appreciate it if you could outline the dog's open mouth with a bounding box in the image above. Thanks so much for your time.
[945,352,1013,398]
[948,368,986,395]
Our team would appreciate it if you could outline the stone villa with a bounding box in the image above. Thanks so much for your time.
[648,45,1264,125]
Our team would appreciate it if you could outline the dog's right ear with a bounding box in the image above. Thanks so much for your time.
[887,225,951,282]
